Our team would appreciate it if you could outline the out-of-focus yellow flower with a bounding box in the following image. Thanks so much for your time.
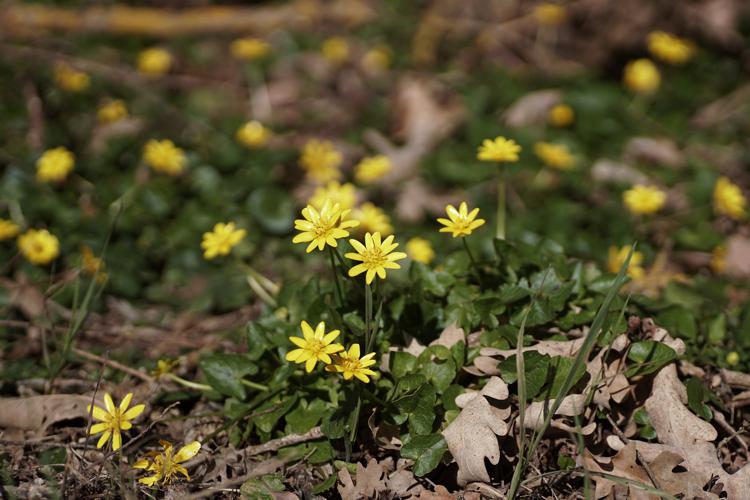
[623,59,660,95]
[88,392,145,451]
[477,136,522,163]
[81,245,107,282]
[623,185,666,215]
[97,99,128,124]
[713,176,746,220]
[18,229,59,265]
[406,237,435,265]
[236,120,271,149]
[286,321,344,373]
[151,359,179,378]
[230,38,271,61]
[0,219,20,241]
[299,139,343,184]
[647,31,695,65]
[726,351,740,366]
[351,202,393,236]
[438,202,486,238]
[134,440,201,486]
[309,181,357,211]
[533,3,567,25]
[138,48,172,77]
[143,139,186,176]
[607,245,645,279]
[293,200,359,253]
[54,63,90,92]
[534,142,575,170]
[201,222,246,260]
[326,344,377,383]
[354,155,392,184]
[362,45,391,73]
[346,232,407,284]
[548,104,574,127]
[321,37,350,63]
[711,245,726,274]
[36,147,75,183]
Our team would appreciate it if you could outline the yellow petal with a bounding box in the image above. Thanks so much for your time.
[119,393,133,412]
[305,358,317,373]
[90,422,109,435]
[112,430,122,451]
[300,321,314,340]
[88,405,109,421]
[103,393,115,413]
[96,431,111,449]
[138,474,161,486]
[123,403,145,421]
[174,441,202,463]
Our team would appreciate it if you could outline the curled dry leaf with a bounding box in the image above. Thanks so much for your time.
[591,159,648,185]
[479,337,584,359]
[585,334,630,409]
[522,394,596,435]
[724,235,750,279]
[0,394,94,432]
[623,137,684,169]
[502,90,561,127]
[337,458,388,499]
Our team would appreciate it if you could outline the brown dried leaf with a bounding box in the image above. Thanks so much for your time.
[623,137,684,169]
[0,394,93,432]
[502,90,561,127]
[337,458,388,499]
[725,234,750,279]
[591,159,648,185]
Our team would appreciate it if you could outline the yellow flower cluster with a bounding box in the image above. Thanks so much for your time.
[201,222,247,260]
[355,155,392,184]
[88,392,145,451]
[97,99,128,124]
[54,63,90,92]
[231,37,271,61]
[309,181,357,211]
[135,440,201,486]
[346,232,407,284]
[37,147,75,183]
[607,245,645,279]
[81,245,107,282]
[623,185,666,215]
[362,46,391,73]
[236,120,271,148]
[548,104,574,127]
[0,219,20,241]
[477,136,522,163]
[138,48,172,76]
[321,37,350,63]
[406,237,435,264]
[713,176,746,220]
[533,3,567,26]
[648,31,695,65]
[143,139,186,175]
[18,229,60,265]
[534,142,575,170]
[623,59,661,95]
[293,200,359,253]
[438,202,486,238]
[299,139,343,184]
[352,202,393,236]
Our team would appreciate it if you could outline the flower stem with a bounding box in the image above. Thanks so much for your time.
[168,374,212,392]
[365,283,373,350]
[328,247,344,308]
[347,388,362,462]
[240,379,269,392]
[496,170,506,240]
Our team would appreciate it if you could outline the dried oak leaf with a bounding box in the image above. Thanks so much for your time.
[582,443,654,500]
[623,137,684,169]
[591,159,648,185]
[0,394,93,433]
[585,334,630,409]
[522,394,595,435]
[337,458,388,499]
[725,234,750,279]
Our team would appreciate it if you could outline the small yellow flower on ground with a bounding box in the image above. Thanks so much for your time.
[88,392,145,451]
[230,37,271,61]
[151,359,179,378]
[134,440,201,486]
[726,351,740,367]
[81,245,107,282]
[647,31,695,65]
[0,219,20,241]
[321,37,350,63]
[533,3,567,25]
[406,237,435,265]
[18,229,59,265]
[97,99,128,124]
[548,104,574,127]
[355,155,392,184]
[54,63,90,92]
[286,321,344,373]
[623,59,660,95]
[143,139,186,175]
[36,147,75,183]
[138,48,172,76]
[201,222,246,260]
[477,136,522,163]
[346,232,407,284]
[534,142,575,170]
[299,139,343,184]
[713,176,746,220]
[351,202,393,236]
[711,245,726,274]
[623,185,666,215]
[438,202,486,238]
[607,245,645,279]
[309,181,357,211]
[293,200,359,253]
[236,120,271,148]
[362,46,391,73]
[326,344,377,383]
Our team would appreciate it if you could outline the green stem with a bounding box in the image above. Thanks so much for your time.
[329,247,344,308]
[247,275,278,308]
[496,171,506,240]
[365,283,373,350]
[348,389,362,459]
[168,374,212,392]
[240,379,269,392]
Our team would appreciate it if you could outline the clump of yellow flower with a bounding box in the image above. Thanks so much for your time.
[236,120,271,149]
[726,351,740,367]
[321,37,350,63]
[0,219,20,241]
[623,185,666,215]
[286,320,344,373]
[352,202,393,236]
[81,245,107,282]
[36,147,75,183]
[355,155,392,184]
[54,63,90,92]
[143,139,186,176]
[346,232,407,284]
[534,142,575,170]
[623,59,661,95]
[138,48,172,76]
[713,176,746,220]
[607,245,645,279]
[299,139,343,184]
[230,37,271,61]
[362,46,392,73]
[711,245,726,274]
[293,200,359,253]
[88,392,145,451]
[406,237,435,265]
[477,136,522,163]
[533,3,567,25]
[201,222,246,260]
[438,202,486,238]
[151,359,179,379]
[18,229,59,265]
[97,99,128,124]
[647,31,695,65]
[326,344,377,383]
[309,181,357,211]
[548,104,574,127]
[134,440,201,486]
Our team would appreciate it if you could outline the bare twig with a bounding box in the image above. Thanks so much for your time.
[72,347,153,383]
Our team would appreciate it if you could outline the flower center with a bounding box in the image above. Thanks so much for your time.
[307,339,326,355]
[362,249,386,268]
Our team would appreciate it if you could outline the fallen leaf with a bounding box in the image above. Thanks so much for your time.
[591,159,648,185]
[623,137,684,169]
[337,458,387,499]
[724,235,750,279]
[502,90,561,127]
[0,394,94,433]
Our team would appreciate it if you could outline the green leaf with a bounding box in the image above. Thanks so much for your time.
[546,356,586,399]
[255,396,298,433]
[200,353,258,400]
[421,357,457,393]
[625,341,677,377]
[410,262,455,297]
[312,473,337,494]
[707,314,726,344]
[285,399,328,433]
[240,474,285,500]
[656,307,697,340]
[395,385,436,435]
[391,352,418,378]
[500,351,550,399]
[685,377,712,421]
[247,187,294,235]
[400,434,447,476]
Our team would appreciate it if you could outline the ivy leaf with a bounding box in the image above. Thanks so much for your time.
[685,377,712,421]
[247,187,294,234]
[200,353,258,400]
[394,384,436,435]
[499,352,550,400]
[400,434,447,476]
[625,341,677,377]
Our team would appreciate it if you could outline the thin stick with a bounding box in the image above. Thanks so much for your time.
[72,347,153,383]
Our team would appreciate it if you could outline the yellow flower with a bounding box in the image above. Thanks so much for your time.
[647,31,695,65]
[286,320,344,373]
[406,237,435,265]
[293,200,359,253]
[138,48,172,77]
[362,46,391,73]
[81,245,107,282]
[534,142,575,170]
[607,246,645,279]
[326,344,377,383]
[726,351,740,367]
[713,176,746,220]
[143,139,186,175]
[548,104,574,127]
[309,181,357,211]
[36,147,75,183]
[711,245,726,274]
[54,63,90,92]
[623,59,660,95]
[355,155,392,184]
[201,222,246,260]
[345,232,407,284]
[236,120,271,149]
[533,3,567,25]
[0,219,20,241]
[299,139,343,184]
[230,37,271,61]
[18,229,59,265]
[477,136,522,163]
[88,392,145,451]
[623,185,666,215]
[351,202,393,236]
[438,202,486,238]
[321,37,350,63]
[134,440,201,486]
[97,99,128,124]
[151,359,179,378]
